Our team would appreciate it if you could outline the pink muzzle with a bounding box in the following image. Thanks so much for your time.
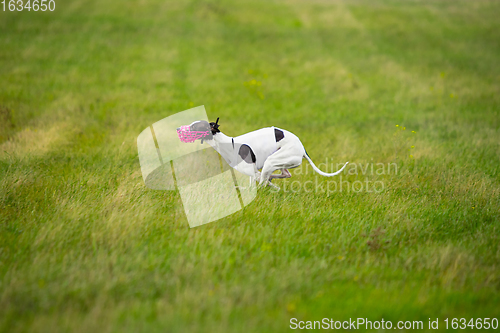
[177,125,211,143]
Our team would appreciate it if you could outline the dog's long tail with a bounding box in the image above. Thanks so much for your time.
[304,153,349,177]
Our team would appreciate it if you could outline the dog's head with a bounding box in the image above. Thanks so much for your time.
[176,118,220,143]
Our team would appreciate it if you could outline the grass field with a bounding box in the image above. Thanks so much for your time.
[1,0,500,331]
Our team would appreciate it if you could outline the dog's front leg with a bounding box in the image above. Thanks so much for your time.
[253,164,261,183]
[258,162,279,190]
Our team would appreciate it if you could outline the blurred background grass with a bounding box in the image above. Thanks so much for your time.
[0,0,499,332]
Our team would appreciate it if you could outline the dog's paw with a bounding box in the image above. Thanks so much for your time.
[267,182,280,191]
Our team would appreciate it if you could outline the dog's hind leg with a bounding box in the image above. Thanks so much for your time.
[258,150,302,188]
[269,169,291,181]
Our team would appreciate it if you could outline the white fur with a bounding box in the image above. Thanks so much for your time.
[204,126,349,190]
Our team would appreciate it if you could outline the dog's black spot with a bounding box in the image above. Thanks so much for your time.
[274,128,284,142]
[238,144,256,164]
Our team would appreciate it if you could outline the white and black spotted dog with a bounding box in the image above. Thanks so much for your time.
[177,118,348,190]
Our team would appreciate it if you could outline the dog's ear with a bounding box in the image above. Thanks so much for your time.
[209,117,221,134]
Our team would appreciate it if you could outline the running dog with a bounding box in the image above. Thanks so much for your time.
[177,118,348,189]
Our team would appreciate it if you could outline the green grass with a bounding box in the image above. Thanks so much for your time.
[1,0,499,331]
